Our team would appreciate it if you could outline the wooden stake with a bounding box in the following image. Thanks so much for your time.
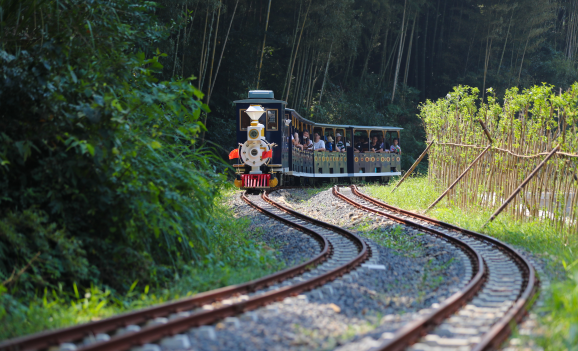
[483,145,561,228]
[425,144,492,213]
[391,140,435,193]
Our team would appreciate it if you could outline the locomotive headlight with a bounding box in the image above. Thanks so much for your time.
[249,129,260,139]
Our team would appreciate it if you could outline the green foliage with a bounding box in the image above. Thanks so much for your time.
[0,199,282,339]
[0,0,226,296]
[541,259,578,350]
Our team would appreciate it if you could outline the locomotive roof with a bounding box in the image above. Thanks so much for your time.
[233,98,288,104]
[286,109,403,131]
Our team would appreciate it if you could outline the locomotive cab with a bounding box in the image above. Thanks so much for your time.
[232,90,288,189]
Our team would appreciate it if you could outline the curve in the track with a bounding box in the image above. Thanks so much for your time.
[0,190,369,351]
[334,185,537,351]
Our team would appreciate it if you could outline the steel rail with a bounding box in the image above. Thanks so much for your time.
[332,186,486,350]
[1,190,368,351]
[348,185,538,351]
[0,192,331,351]
[72,191,370,351]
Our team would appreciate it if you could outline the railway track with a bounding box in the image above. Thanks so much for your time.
[1,186,539,351]
[0,191,369,351]
[333,185,538,351]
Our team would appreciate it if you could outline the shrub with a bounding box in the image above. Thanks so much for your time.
[0,0,223,295]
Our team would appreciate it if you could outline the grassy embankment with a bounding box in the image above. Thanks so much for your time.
[0,190,283,340]
[366,176,578,350]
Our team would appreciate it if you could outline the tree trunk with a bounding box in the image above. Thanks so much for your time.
[198,8,209,89]
[497,9,514,76]
[319,41,333,104]
[285,0,311,102]
[200,9,216,92]
[517,28,532,86]
[172,4,185,78]
[206,1,222,101]
[421,7,429,100]
[392,0,408,103]
[208,0,240,104]
[282,0,302,100]
[378,27,389,84]
[256,0,272,89]
[360,15,383,83]
[403,12,417,86]
[430,0,441,90]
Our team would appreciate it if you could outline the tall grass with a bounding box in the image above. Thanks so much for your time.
[0,194,282,340]
[366,176,578,350]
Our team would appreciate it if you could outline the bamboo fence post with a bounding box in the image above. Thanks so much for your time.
[482,145,561,228]
[425,144,492,213]
[391,140,435,193]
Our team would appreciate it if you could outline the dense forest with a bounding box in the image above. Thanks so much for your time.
[1,0,578,311]
[150,0,578,163]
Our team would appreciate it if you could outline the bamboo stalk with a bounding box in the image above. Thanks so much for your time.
[426,144,492,213]
[256,0,272,89]
[285,0,311,102]
[391,140,436,193]
[483,145,561,227]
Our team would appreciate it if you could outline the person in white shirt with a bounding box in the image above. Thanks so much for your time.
[302,131,313,150]
[292,132,304,150]
[313,133,326,151]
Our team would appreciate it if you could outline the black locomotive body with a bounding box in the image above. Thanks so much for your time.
[232,90,402,188]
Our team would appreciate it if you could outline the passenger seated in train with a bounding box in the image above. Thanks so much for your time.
[292,132,304,150]
[326,136,334,152]
[354,137,369,153]
[302,131,313,150]
[381,138,391,152]
[369,136,383,152]
[390,138,401,153]
[313,133,326,151]
[335,133,346,152]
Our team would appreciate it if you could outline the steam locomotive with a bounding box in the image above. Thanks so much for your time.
[230,90,402,188]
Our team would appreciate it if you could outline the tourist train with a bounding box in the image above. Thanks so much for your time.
[230,90,402,188]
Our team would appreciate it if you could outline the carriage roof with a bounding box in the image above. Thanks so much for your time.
[285,109,403,131]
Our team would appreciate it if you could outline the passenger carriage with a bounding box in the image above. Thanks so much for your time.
[231,90,402,189]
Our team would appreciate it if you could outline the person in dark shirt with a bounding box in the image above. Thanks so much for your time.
[361,137,369,152]
[369,136,383,152]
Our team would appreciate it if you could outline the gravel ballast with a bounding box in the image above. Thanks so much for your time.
[180,188,467,351]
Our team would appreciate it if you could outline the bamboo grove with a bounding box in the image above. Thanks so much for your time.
[420,84,578,235]
[145,0,578,163]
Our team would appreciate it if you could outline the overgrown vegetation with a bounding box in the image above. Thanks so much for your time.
[0,198,282,339]
[0,0,222,296]
[366,176,578,350]
[0,0,286,339]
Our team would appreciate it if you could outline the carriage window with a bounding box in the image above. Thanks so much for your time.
[240,109,265,130]
[266,109,278,130]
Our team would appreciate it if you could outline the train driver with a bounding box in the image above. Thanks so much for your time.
[313,133,326,152]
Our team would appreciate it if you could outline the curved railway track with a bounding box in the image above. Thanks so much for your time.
[0,186,539,351]
[0,191,369,351]
[333,185,538,351]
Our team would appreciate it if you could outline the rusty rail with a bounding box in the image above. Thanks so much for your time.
[333,185,486,349]
[349,185,538,351]
[1,190,368,351]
